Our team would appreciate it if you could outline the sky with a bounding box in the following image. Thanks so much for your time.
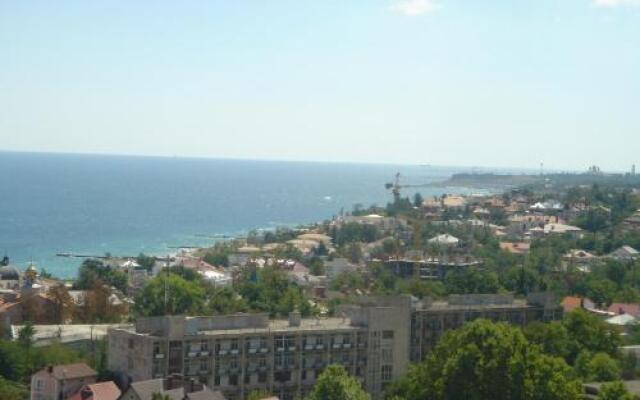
[1,0,639,171]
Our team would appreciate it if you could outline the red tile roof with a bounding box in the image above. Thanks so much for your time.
[608,303,640,317]
[36,363,97,381]
[69,381,120,400]
[561,296,583,313]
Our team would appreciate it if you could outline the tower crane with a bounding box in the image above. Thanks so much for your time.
[385,172,430,203]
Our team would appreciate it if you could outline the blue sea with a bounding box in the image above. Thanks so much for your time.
[0,152,487,278]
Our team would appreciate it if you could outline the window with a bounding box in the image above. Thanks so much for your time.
[153,342,162,355]
[201,340,209,351]
[382,331,394,339]
[200,359,208,372]
[301,370,307,380]
[381,365,393,381]
[274,371,291,383]
[382,348,393,363]
[258,372,267,383]
[128,338,135,349]
[229,375,239,386]
[214,375,220,386]
[285,354,294,366]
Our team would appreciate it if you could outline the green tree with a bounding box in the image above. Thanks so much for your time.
[134,273,205,316]
[17,322,35,349]
[136,253,156,271]
[563,309,622,362]
[247,389,272,400]
[75,259,128,293]
[523,321,571,359]
[596,381,634,400]
[413,193,424,208]
[575,351,621,382]
[444,268,501,294]
[0,377,27,400]
[386,319,582,400]
[0,341,27,381]
[306,364,370,400]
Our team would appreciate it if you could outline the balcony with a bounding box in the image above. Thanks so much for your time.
[304,344,314,350]
[332,343,342,349]
[259,348,269,354]
[200,351,210,357]
[248,348,258,354]
[187,352,198,358]
[154,353,165,359]
[276,347,285,353]
[343,343,352,349]
[315,344,324,350]
[230,349,239,355]
[218,349,228,356]
[288,346,296,352]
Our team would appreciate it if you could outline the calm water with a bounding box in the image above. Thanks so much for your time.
[0,152,481,278]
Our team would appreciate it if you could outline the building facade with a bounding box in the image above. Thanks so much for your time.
[409,293,562,362]
[109,297,410,400]
[30,363,97,400]
[108,294,560,400]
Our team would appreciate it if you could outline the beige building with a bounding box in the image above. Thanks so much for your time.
[108,297,411,400]
[109,295,560,400]
[30,363,97,400]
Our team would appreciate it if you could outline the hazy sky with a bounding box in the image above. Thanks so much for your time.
[1,1,639,171]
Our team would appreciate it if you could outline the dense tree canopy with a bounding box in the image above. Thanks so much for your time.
[306,364,370,400]
[386,319,582,400]
[74,259,128,293]
[134,273,205,316]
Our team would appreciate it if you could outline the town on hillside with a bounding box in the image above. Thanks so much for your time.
[4,169,640,400]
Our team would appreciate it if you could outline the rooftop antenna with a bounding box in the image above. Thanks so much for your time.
[540,162,544,176]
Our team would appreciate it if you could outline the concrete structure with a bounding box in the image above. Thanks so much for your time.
[108,297,411,400]
[119,376,225,400]
[30,363,97,400]
[12,323,128,349]
[409,293,562,362]
[324,258,359,281]
[0,263,22,290]
[608,246,640,262]
[584,380,640,398]
[427,234,459,247]
[384,255,482,280]
[108,295,560,399]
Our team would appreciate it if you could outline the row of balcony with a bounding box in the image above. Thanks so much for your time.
[155,343,362,360]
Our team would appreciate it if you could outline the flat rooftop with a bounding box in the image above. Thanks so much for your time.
[199,317,360,336]
[116,317,360,338]
[418,298,535,311]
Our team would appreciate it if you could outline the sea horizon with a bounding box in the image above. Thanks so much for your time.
[0,151,518,278]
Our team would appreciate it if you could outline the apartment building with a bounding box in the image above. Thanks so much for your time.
[410,293,562,361]
[108,297,411,400]
[109,294,560,400]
